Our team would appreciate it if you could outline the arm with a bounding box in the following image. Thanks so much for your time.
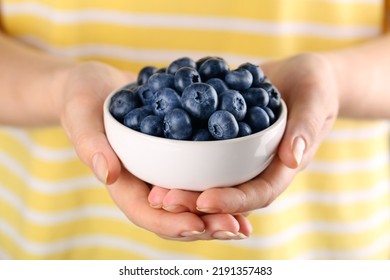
[326,34,390,119]
[0,31,73,125]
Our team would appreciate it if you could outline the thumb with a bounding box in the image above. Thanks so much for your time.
[260,59,332,170]
[276,87,335,170]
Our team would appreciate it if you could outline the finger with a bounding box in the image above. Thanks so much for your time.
[161,189,201,213]
[157,213,251,241]
[149,186,203,214]
[148,186,170,208]
[202,213,250,240]
[196,156,297,214]
[107,170,206,238]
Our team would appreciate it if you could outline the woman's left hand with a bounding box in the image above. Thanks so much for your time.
[148,53,340,236]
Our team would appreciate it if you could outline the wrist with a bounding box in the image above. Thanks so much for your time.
[322,35,390,119]
[321,51,347,117]
[47,61,79,124]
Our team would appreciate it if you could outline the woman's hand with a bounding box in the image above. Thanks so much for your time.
[58,61,252,240]
[148,53,339,228]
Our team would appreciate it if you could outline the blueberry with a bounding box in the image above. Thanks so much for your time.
[198,57,229,80]
[181,83,218,120]
[137,66,158,85]
[166,57,197,75]
[174,67,201,93]
[140,115,164,137]
[123,82,138,91]
[268,87,282,113]
[218,90,247,121]
[258,81,273,92]
[237,122,252,137]
[224,68,253,90]
[208,110,239,140]
[111,57,284,141]
[238,63,264,87]
[246,106,270,133]
[195,56,213,69]
[206,78,229,95]
[152,88,181,117]
[163,108,192,140]
[192,128,212,141]
[123,107,151,131]
[135,84,156,105]
[147,73,175,92]
[156,67,167,73]
[109,89,140,121]
[241,87,269,108]
[263,106,276,125]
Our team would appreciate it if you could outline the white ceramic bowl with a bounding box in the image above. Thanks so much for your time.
[103,89,287,191]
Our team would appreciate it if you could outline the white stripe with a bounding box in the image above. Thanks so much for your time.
[237,207,390,249]
[256,180,390,214]
[0,152,100,194]
[1,126,76,161]
[306,152,389,173]
[0,219,199,260]
[293,233,390,259]
[0,249,11,260]
[0,248,11,260]
[19,35,267,66]
[3,2,381,39]
[326,121,390,141]
[0,183,124,224]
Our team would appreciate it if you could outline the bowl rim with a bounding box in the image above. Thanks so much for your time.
[104,85,287,146]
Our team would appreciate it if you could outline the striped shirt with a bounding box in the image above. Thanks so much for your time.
[0,0,389,259]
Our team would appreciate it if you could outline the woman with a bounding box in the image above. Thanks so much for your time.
[0,0,389,259]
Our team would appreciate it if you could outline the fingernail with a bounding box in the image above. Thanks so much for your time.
[180,230,205,237]
[162,205,182,212]
[196,207,220,214]
[92,153,108,184]
[149,203,162,209]
[236,232,248,239]
[292,137,306,167]
[212,231,239,240]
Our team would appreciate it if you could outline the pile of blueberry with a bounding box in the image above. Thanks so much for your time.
[109,56,282,141]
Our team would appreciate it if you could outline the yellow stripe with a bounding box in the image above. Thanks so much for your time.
[291,166,389,192]
[0,231,147,260]
[0,168,110,211]
[0,188,387,240]
[25,127,72,148]
[315,137,389,161]
[332,119,389,129]
[6,16,376,54]
[0,126,72,149]
[249,198,389,235]
[5,0,383,26]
